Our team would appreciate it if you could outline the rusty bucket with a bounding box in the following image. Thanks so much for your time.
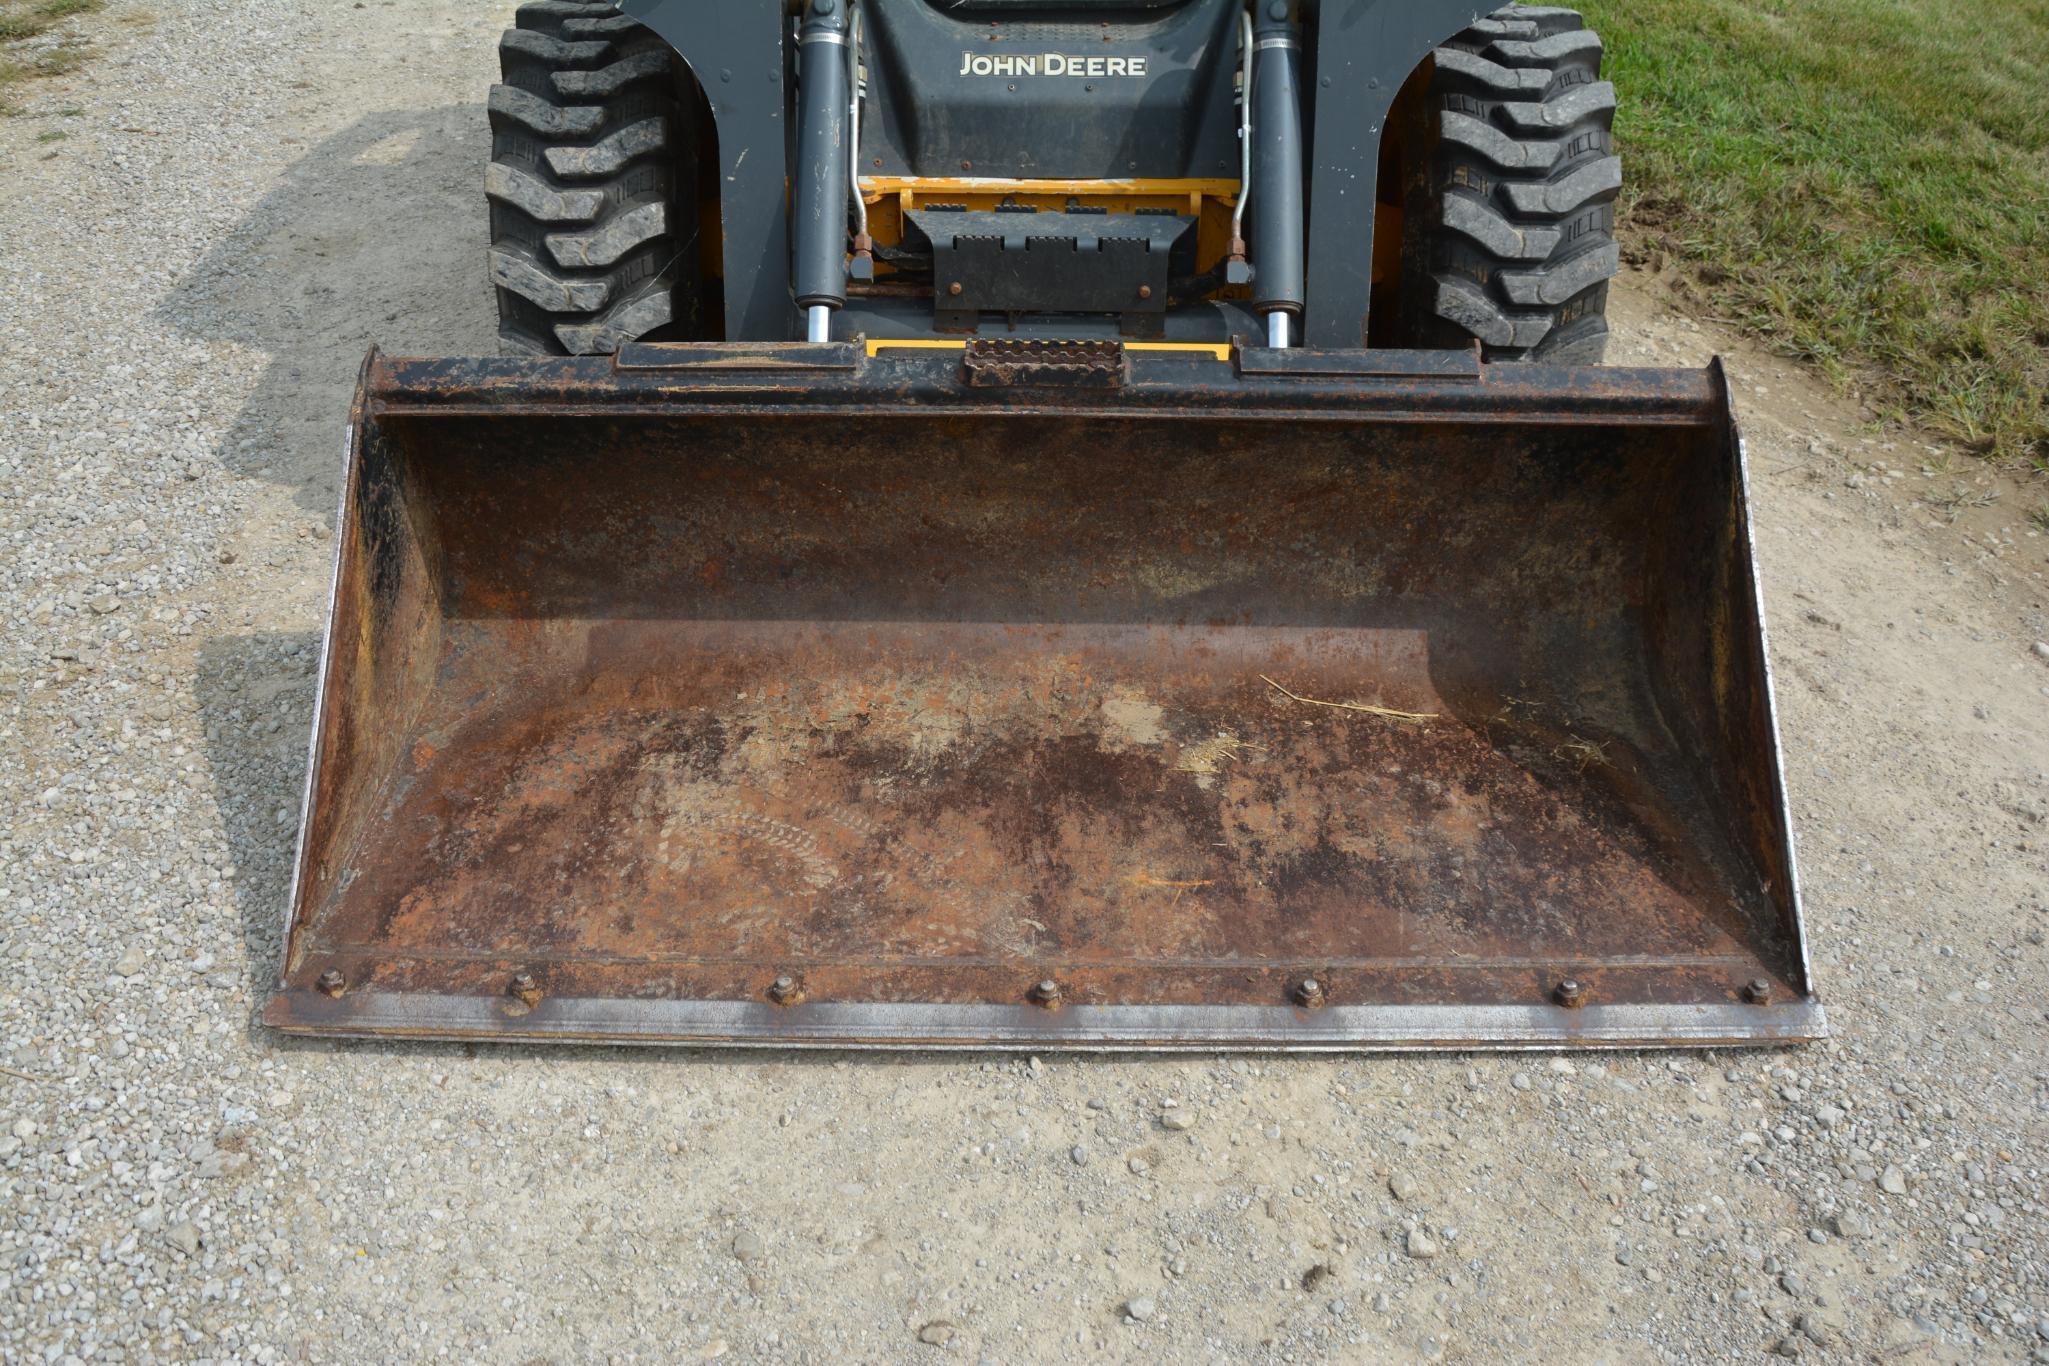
[263,342,1821,1049]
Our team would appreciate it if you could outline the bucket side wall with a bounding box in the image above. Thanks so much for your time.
[286,409,446,977]
[1642,386,1806,996]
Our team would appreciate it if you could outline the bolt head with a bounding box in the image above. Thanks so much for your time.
[1137,284,1153,300]
[1028,978,1061,1006]
[948,281,964,296]
[1555,978,1586,1008]
[314,969,346,998]
[768,974,802,1005]
[1292,977,1325,1008]
[1743,977,1774,1005]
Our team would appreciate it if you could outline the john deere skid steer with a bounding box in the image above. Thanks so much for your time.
[263,0,1823,1049]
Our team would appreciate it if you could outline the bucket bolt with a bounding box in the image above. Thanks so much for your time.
[1554,978,1586,1009]
[1291,977,1326,1009]
[1742,977,1774,1005]
[508,972,544,1008]
[768,974,804,1006]
[1027,978,1062,1008]
[314,969,346,999]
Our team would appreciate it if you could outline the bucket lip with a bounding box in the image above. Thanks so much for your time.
[262,990,1827,1051]
[358,346,1731,429]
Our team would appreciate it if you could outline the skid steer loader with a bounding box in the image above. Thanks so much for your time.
[262,0,1823,1049]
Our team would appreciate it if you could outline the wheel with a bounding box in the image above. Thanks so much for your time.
[487,0,701,355]
[1396,5,1621,363]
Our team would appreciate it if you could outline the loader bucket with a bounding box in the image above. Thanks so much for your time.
[263,342,1821,1049]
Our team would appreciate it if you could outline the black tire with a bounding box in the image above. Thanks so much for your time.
[1396,5,1620,363]
[487,1,700,355]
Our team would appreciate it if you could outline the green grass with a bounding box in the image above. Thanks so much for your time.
[1582,0,2049,463]
[0,0,99,41]
[0,0,101,108]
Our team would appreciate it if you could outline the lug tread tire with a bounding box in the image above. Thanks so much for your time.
[1403,5,1619,363]
[488,3,689,355]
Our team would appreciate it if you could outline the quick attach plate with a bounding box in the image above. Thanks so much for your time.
[910,205,1192,337]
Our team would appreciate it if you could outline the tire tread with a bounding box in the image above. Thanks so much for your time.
[487,3,692,355]
[1402,4,1619,361]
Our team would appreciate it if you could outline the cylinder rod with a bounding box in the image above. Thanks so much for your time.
[1249,1,1304,344]
[792,0,852,334]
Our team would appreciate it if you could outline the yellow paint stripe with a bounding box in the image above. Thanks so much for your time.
[865,339,966,355]
[865,339,1232,361]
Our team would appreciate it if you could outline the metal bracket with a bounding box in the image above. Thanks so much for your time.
[619,1,793,341]
[615,342,862,372]
[1235,345,1480,380]
[1299,0,1490,348]
[914,207,1190,338]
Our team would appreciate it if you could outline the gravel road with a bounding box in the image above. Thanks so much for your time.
[2,2,2046,1361]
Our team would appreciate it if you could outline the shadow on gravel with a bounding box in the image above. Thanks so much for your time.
[154,104,497,513]
[196,631,321,1021]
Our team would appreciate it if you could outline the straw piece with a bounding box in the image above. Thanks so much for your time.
[1258,675,1437,722]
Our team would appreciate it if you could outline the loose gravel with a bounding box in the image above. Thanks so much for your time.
[1,3,2045,1361]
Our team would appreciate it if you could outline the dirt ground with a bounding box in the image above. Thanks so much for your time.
[1,2,2045,1362]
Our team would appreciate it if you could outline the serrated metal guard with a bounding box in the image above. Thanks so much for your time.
[963,338,1129,388]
